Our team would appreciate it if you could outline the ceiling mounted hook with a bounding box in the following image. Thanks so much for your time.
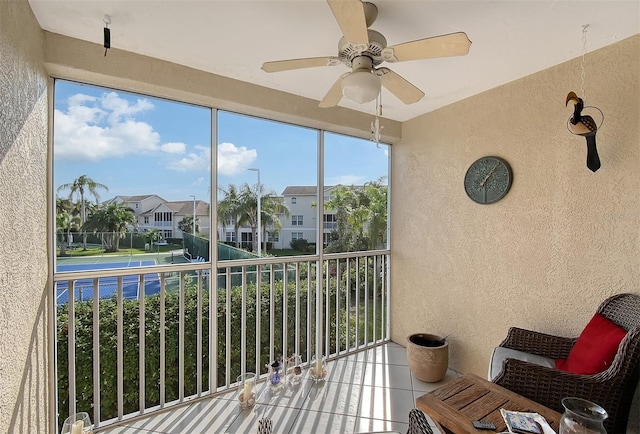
[103,15,111,57]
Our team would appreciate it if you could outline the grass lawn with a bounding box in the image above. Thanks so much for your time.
[268,249,313,257]
[58,243,311,259]
[57,243,183,257]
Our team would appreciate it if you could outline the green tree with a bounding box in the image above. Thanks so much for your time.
[56,199,71,257]
[145,228,161,246]
[362,178,388,249]
[259,193,289,253]
[82,203,137,252]
[178,215,197,236]
[57,175,109,250]
[56,197,82,255]
[324,179,388,253]
[218,183,288,253]
[237,182,289,253]
[238,183,261,251]
[218,184,244,247]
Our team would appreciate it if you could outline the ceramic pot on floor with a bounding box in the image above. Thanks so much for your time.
[406,333,449,382]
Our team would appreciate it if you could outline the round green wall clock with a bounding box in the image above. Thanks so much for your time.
[464,156,512,204]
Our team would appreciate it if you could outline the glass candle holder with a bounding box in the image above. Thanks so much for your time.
[285,354,304,385]
[62,412,92,434]
[237,372,257,409]
[559,397,608,434]
[309,354,327,382]
[266,357,285,391]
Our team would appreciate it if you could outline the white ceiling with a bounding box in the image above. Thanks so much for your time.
[29,0,639,122]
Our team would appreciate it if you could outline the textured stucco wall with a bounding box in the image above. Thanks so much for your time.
[392,34,639,427]
[0,0,50,432]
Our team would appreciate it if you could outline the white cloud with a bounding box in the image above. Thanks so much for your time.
[67,103,106,125]
[54,107,161,160]
[109,120,160,152]
[167,145,210,172]
[161,142,187,154]
[192,177,205,186]
[54,92,252,176]
[217,142,257,176]
[54,92,203,165]
[68,93,96,106]
[55,92,161,161]
[100,92,154,124]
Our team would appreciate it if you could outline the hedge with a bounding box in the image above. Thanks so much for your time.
[57,277,316,424]
[57,261,384,425]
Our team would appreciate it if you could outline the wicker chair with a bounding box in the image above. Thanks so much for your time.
[407,409,434,434]
[492,293,640,433]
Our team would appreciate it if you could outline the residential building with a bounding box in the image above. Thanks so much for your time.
[279,185,343,249]
[107,195,210,239]
[217,185,350,251]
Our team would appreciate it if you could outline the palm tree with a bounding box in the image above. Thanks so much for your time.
[56,197,81,255]
[219,183,289,253]
[239,182,289,254]
[178,215,196,237]
[82,203,136,252]
[144,229,161,251]
[218,184,245,248]
[235,183,262,252]
[259,193,289,253]
[57,175,109,250]
[56,204,70,256]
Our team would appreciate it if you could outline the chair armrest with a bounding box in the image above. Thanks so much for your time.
[499,327,576,359]
[492,358,608,414]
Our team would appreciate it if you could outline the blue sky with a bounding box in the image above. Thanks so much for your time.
[54,80,389,203]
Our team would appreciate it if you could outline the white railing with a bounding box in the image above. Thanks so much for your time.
[54,250,390,432]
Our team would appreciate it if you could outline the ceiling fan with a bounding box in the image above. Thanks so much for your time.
[261,0,472,108]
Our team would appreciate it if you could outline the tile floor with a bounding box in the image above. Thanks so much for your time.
[98,342,460,433]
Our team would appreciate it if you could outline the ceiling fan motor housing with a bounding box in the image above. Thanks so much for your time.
[338,30,387,68]
[261,0,471,108]
[341,56,381,104]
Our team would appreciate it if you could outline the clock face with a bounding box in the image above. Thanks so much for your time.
[464,156,512,204]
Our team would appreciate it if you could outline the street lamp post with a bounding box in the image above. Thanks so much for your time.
[189,195,196,238]
[248,168,261,256]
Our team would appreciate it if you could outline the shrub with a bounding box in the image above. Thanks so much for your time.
[289,238,309,252]
[56,263,384,426]
[57,274,320,425]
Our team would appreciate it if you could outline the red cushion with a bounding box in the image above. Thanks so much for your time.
[555,313,627,375]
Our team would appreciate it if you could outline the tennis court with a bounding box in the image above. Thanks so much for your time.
[56,260,161,304]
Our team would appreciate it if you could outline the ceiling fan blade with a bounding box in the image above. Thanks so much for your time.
[319,75,347,108]
[262,57,341,73]
[380,69,425,104]
[327,0,369,45]
[382,32,472,63]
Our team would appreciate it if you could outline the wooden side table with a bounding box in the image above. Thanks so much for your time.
[416,373,560,433]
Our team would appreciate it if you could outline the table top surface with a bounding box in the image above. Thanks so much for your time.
[415,373,561,434]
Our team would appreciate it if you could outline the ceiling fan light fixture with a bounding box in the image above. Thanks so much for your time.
[262,1,471,108]
[342,70,381,104]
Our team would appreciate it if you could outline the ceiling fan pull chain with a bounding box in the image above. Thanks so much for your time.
[371,93,383,146]
[580,24,589,103]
